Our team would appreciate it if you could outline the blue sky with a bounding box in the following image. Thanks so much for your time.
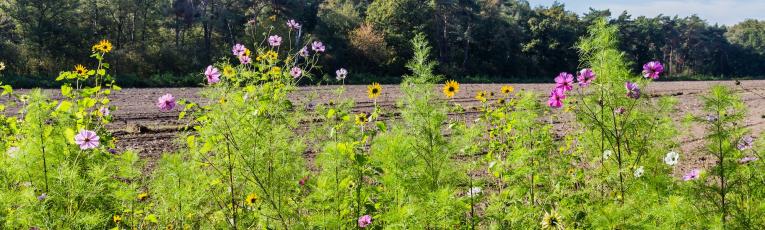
[527,0,764,25]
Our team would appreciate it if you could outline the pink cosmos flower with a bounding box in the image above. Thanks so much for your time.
[232,44,246,56]
[205,65,221,84]
[268,35,282,47]
[290,67,302,78]
[74,130,100,150]
[99,107,110,116]
[642,61,664,79]
[358,215,372,228]
[577,68,596,87]
[312,41,325,53]
[683,169,701,181]
[554,72,574,92]
[547,88,566,108]
[625,81,641,99]
[336,68,348,81]
[286,19,301,30]
[299,46,310,57]
[739,156,758,164]
[157,94,176,112]
[239,55,252,65]
[299,175,309,186]
[614,107,625,115]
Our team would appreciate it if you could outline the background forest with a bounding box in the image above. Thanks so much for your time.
[1,0,764,87]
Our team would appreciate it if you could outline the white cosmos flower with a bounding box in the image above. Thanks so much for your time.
[466,187,482,197]
[664,151,679,166]
[603,150,612,159]
[634,166,644,178]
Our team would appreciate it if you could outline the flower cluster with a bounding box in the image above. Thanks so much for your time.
[547,61,663,108]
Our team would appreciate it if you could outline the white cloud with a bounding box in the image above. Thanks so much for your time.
[529,0,765,25]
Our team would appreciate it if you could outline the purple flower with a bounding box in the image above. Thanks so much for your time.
[290,67,302,79]
[311,41,325,53]
[554,72,574,92]
[739,156,758,164]
[232,44,246,56]
[108,148,118,154]
[37,193,47,201]
[74,130,100,150]
[683,169,701,181]
[299,46,310,57]
[286,19,301,30]
[335,68,348,81]
[577,68,596,87]
[239,55,252,65]
[157,94,176,112]
[547,88,566,108]
[358,215,372,228]
[204,65,221,84]
[268,35,282,47]
[737,136,755,150]
[625,81,641,99]
[642,61,664,79]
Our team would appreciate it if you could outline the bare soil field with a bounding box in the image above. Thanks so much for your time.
[5,80,765,172]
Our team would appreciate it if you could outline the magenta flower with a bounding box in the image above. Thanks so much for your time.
[299,46,310,57]
[157,94,176,112]
[547,88,566,108]
[286,19,301,30]
[336,68,348,81]
[268,35,282,47]
[737,136,755,150]
[232,44,246,56]
[683,169,701,181]
[625,81,641,99]
[312,41,325,53]
[358,215,372,228]
[290,67,302,79]
[74,130,100,150]
[239,55,252,65]
[577,68,596,87]
[642,61,664,79]
[739,156,758,164]
[554,72,574,92]
[299,175,309,186]
[204,65,221,84]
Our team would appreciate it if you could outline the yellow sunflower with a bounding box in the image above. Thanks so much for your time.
[92,40,113,53]
[475,91,488,102]
[266,50,278,60]
[355,113,369,125]
[367,83,382,99]
[74,64,88,75]
[137,192,149,201]
[540,210,564,230]
[443,80,459,98]
[113,214,122,223]
[243,48,252,57]
[245,193,258,205]
[222,65,236,78]
[501,85,514,94]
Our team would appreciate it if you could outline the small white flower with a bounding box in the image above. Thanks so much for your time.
[7,146,19,158]
[602,150,612,159]
[664,151,679,166]
[335,68,348,81]
[466,187,482,197]
[633,166,644,178]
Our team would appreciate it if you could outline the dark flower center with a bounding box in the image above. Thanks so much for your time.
[372,89,379,94]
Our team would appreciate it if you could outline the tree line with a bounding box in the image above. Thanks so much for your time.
[1,0,764,87]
